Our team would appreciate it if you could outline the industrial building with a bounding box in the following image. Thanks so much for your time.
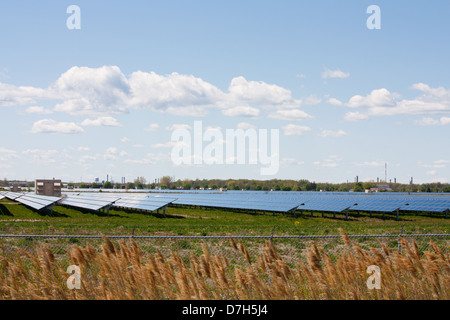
[35,179,62,197]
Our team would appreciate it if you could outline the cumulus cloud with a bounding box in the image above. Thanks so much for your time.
[81,116,122,127]
[343,84,450,121]
[415,116,450,126]
[30,119,84,134]
[25,106,53,114]
[318,129,347,138]
[0,147,19,161]
[269,109,313,121]
[326,98,343,106]
[353,161,386,167]
[236,122,256,130]
[282,124,311,136]
[280,158,305,168]
[144,124,160,131]
[322,68,350,79]
[165,124,192,131]
[1,66,310,122]
[314,155,343,168]
[222,105,260,117]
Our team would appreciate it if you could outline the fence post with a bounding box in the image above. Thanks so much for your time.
[398,225,404,253]
[270,225,277,244]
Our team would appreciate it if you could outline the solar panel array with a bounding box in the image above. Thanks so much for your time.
[58,190,450,217]
[0,191,60,211]
[15,194,61,211]
[59,193,174,213]
[2,189,450,219]
[59,195,120,211]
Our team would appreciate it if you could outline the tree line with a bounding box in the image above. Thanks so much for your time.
[2,177,449,193]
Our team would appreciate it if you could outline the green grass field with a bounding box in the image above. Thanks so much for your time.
[0,198,448,236]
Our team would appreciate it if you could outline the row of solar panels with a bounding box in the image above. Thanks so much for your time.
[0,191,61,211]
[63,192,450,214]
[0,191,174,213]
[2,190,450,216]
[148,192,450,213]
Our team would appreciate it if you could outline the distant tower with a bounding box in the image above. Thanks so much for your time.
[385,163,387,182]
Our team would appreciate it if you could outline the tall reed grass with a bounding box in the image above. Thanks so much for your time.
[0,229,448,300]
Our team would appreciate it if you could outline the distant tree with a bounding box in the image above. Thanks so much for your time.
[363,182,376,190]
[79,183,87,189]
[442,186,450,193]
[160,176,173,189]
[305,182,316,191]
[103,181,113,189]
[353,182,364,192]
[126,182,135,189]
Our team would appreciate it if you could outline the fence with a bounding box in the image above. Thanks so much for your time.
[0,233,448,269]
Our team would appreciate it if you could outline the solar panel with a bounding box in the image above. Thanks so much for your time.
[60,190,450,216]
[298,202,354,213]
[113,197,176,212]
[2,192,25,200]
[5,193,61,211]
[59,195,118,211]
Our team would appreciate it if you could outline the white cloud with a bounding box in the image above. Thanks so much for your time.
[426,170,437,175]
[151,141,180,148]
[322,68,350,79]
[165,124,192,131]
[326,98,343,106]
[236,122,256,130]
[222,106,260,117]
[77,146,90,151]
[282,124,311,136]
[353,161,386,167]
[415,116,450,126]
[303,95,322,106]
[280,158,305,168]
[318,129,347,138]
[81,116,122,127]
[120,137,131,143]
[269,109,313,121]
[227,76,301,109]
[30,119,84,134]
[22,149,59,164]
[0,147,18,161]
[2,66,307,122]
[144,123,161,131]
[314,155,343,168]
[25,106,53,114]
[343,83,450,121]
[0,83,50,107]
[418,160,449,168]
[124,153,169,165]
[344,111,369,122]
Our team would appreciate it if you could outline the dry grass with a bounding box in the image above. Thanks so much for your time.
[0,230,448,300]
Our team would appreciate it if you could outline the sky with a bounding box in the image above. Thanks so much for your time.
[1,0,450,184]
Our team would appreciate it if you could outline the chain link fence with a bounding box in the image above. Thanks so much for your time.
[0,233,448,269]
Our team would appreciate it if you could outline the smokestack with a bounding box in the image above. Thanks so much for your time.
[385,163,387,182]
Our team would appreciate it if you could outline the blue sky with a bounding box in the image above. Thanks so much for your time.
[1,1,450,184]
